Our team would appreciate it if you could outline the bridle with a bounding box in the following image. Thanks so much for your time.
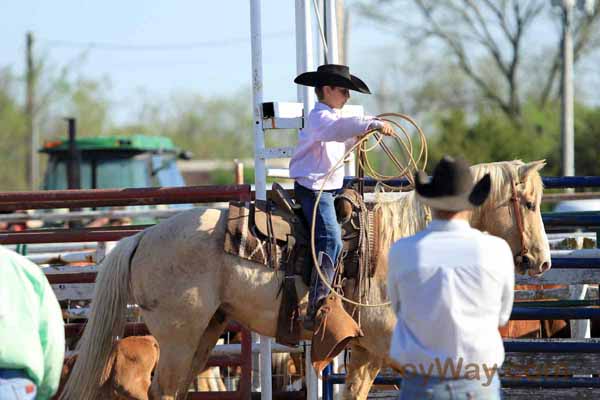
[510,179,529,264]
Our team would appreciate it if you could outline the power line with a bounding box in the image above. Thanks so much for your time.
[43,30,293,51]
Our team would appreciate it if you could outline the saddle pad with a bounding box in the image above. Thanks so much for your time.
[224,201,282,266]
[254,200,294,242]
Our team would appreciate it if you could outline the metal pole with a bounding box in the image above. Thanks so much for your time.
[317,0,325,65]
[234,160,244,185]
[66,118,81,190]
[250,2,273,399]
[26,32,37,190]
[561,1,575,177]
[325,0,354,180]
[325,0,339,64]
[337,0,347,65]
[251,0,267,202]
[296,0,315,117]
[296,1,319,398]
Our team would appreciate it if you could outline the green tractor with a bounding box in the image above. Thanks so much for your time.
[40,134,190,190]
[39,135,192,225]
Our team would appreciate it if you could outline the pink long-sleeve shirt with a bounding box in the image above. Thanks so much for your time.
[289,102,381,190]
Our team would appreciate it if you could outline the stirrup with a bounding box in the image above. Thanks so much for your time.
[303,296,326,331]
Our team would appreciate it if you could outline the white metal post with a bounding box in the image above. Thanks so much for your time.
[251,0,267,203]
[560,0,575,178]
[316,0,325,65]
[296,0,315,118]
[296,2,319,398]
[325,0,339,64]
[250,2,273,400]
[325,0,354,178]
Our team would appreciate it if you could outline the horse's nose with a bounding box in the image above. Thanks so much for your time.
[525,257,551,277]
[540,261,551,273]
[529,260,551,276]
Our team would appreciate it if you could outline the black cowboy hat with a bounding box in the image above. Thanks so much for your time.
[415,156,491,211]
[294,64,371,94]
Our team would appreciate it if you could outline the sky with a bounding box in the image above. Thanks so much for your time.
[2,1,598,125]
[1,0,392,123]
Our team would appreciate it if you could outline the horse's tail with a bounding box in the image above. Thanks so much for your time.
[60,232,144,400]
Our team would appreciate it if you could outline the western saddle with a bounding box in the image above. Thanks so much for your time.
[225,182,374,345]
[252,182,374,281]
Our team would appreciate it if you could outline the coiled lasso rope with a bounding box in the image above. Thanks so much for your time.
[309,112,428,308]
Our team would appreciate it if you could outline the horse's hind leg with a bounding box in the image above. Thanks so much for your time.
[343,344,383,400]
[146,308,218,400]
[178,311,229,398]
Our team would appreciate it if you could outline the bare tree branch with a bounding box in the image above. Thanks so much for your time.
[481,0,513,40]
[413,0,512,115]
[539,49,561,107]
[356,0,600,122]
[539,8,600,106]
[464,0,509,75]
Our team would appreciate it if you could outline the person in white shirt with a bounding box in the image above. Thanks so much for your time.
[290,64,393,329]
[387,156,515,400]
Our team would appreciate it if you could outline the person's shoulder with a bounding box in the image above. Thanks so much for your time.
[389,233,423,257]
[307,105,334,124]
[472,230,512,254]
[475,230,508,245]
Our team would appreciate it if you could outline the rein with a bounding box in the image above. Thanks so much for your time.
[510,179,529,263]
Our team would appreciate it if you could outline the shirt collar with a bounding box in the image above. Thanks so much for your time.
[315,102,340,113]
[427,219,471,231]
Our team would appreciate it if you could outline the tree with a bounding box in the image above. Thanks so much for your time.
[357,0,600,124]
[125,88,295,162]
[424,100,600,177]
[573,105,600,175]
[127,89,255,160]
[0,67,28,189]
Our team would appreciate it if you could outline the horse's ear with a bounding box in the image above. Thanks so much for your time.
[518,160,546,181]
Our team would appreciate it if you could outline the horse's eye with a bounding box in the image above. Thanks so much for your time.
[525,201,535,211]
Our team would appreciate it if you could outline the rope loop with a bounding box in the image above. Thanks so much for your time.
[310,112,428,308]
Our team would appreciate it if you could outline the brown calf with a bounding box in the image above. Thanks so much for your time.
[54,335,159,400]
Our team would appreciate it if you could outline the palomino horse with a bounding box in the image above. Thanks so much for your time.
[61,160,551,400]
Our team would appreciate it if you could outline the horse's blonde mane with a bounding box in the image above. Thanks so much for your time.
[373,160,544,251]
[372,191,429,252]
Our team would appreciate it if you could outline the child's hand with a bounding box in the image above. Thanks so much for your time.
[379,121,395,137]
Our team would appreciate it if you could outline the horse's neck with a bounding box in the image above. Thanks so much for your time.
[368,192,430,282]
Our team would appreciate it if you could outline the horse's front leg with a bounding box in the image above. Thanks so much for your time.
[342,344,383,400]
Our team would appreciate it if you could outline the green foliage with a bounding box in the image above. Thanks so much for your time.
[117,90,258,161]
[65,77,113,137]
[3,36,600,193]
[426,101,600,176]
[0,67,28,190]
[574,106,600,175]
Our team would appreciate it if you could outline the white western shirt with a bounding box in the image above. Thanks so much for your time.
[289,102,381,190]
[387,219,515,376]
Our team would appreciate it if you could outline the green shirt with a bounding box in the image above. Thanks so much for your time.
[0,245,65,399]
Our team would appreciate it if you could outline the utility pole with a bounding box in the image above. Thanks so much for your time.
[25,31,37,189]
[560,0,575,178]
[555,0,597,177]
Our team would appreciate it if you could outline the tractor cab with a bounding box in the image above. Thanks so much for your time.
[40,135,189,190]
[39,135,192,225]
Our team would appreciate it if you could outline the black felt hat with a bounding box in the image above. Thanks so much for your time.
[294,64,371,94]
[415,156,491,211]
